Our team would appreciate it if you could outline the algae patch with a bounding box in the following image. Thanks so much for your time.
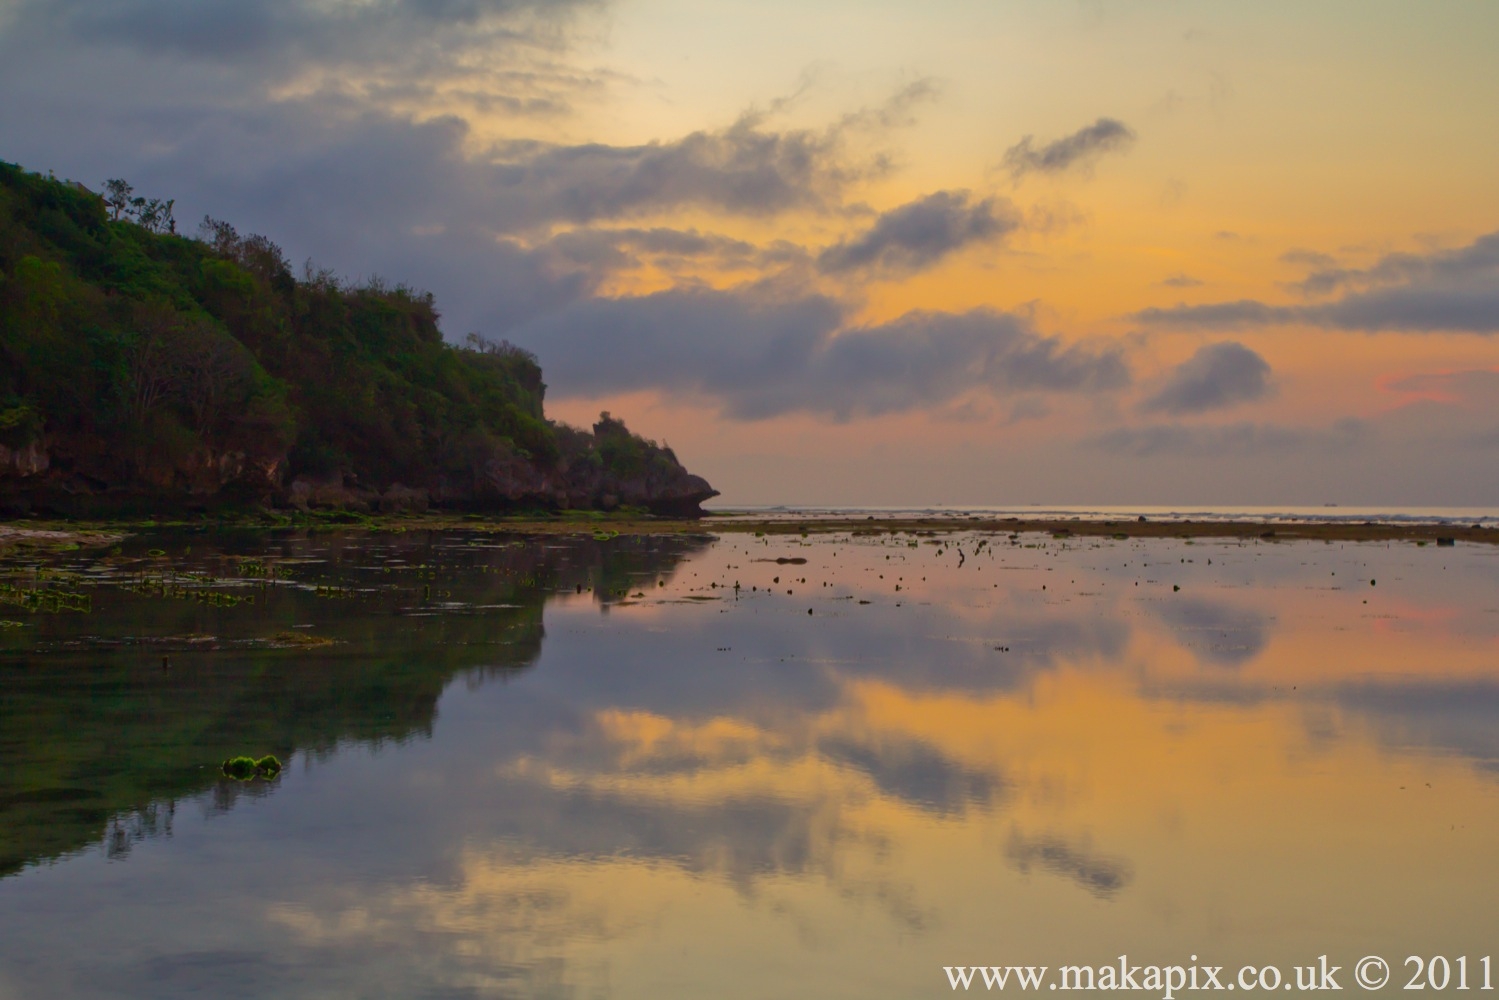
[221,755,283,780]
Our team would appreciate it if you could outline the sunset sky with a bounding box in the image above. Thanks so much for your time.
[4,0,1497,505]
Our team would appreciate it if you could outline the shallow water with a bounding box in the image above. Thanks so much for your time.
[2,528,1497,998]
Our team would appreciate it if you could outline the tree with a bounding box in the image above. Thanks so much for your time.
[464,332,537,365]
[175,319,253,438]
[121,304,185,425]
[199,215,239,256]
[103,179,134,221]
[198,216,289,281]
[132,197,175,234]
[101,179,176,232]
[10,256,66,331]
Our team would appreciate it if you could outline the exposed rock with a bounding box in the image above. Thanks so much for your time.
[0,440,49,478]
[379,484,429,514]
[2,422,717,517]
[288,472,374,511]
[473,442,552,506]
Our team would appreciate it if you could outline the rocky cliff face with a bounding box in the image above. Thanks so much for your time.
[0,440,48,479]
[0,428,718,518]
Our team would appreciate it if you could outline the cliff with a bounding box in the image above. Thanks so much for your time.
[0,161,717,517]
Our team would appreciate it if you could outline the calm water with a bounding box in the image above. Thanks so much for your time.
[2,528,1497,998]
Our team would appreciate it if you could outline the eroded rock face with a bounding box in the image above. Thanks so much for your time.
[421,432,720,515]
[636,473,719,517]
[379,484,429,514]
[473,445,552,506]
[1,428,717,517]
[462,446,719,516]
[0,440,48,478]
[288,472,375,513]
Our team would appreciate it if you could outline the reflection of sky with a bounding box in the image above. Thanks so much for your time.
[3,534,1499,997]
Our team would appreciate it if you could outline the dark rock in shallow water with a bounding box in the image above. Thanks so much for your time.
[221,755,282,780]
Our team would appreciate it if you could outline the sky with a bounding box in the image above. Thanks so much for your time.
[3,0,1498,507]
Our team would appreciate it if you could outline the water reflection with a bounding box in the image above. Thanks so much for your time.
[1,530,1498,998]
[0,530,711,877]
[1150,595,1272,667]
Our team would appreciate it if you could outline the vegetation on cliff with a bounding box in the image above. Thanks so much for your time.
[0,161,715,516]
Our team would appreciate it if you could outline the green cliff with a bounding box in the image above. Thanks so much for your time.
[0,161,717,517]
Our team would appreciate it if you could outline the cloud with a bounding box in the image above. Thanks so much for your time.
[513,291,1130,420]
[817,190,1020,275]
[1,0,923,235]
[1139,341,1273,415]
[1088,418,1368,458]
[0,48,930,334]
[1002,117,1136,181]
[538,226,765,276]
[1290,232,1499,297]
[1135,231,1499,334]
[1132,300,1295,329]
[475,83,938,233]
[1005,397,1051,424]
[1280,248,1338,269]
[1159,273,1203,288]
[7,0,602,123]
[1383,368,1499,404]
[485,112,882,231]
[16,0,592,60]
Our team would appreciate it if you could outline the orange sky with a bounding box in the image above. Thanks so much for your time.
[533,2,1499,504]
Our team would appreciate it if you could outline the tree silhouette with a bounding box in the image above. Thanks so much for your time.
[102,179,133,221]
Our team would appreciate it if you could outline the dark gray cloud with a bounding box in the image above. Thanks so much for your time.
[1002,117,1136,181]
[11,0,592,62]
[1279,248,1339,285]
[1312,285,1499,332]
[478,81,938,232]
[0,0,919,240]
[1088,418,1368,458]
[817,190,1020,274]
[0,57,917,335]
[1290,232,1499,297]
[1139,341,1273,415]
[1132,300,1295,329]
[1136,231,1499,333]
[513,292,1130,419]
[484,114,874,230]
[6,0,599,123]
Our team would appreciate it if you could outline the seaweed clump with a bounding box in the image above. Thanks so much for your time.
[269,631,335,648]
[221,755,283,780]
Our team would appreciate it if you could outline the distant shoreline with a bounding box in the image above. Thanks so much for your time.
[700,514,1498,546]
[3,512,1495,550]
